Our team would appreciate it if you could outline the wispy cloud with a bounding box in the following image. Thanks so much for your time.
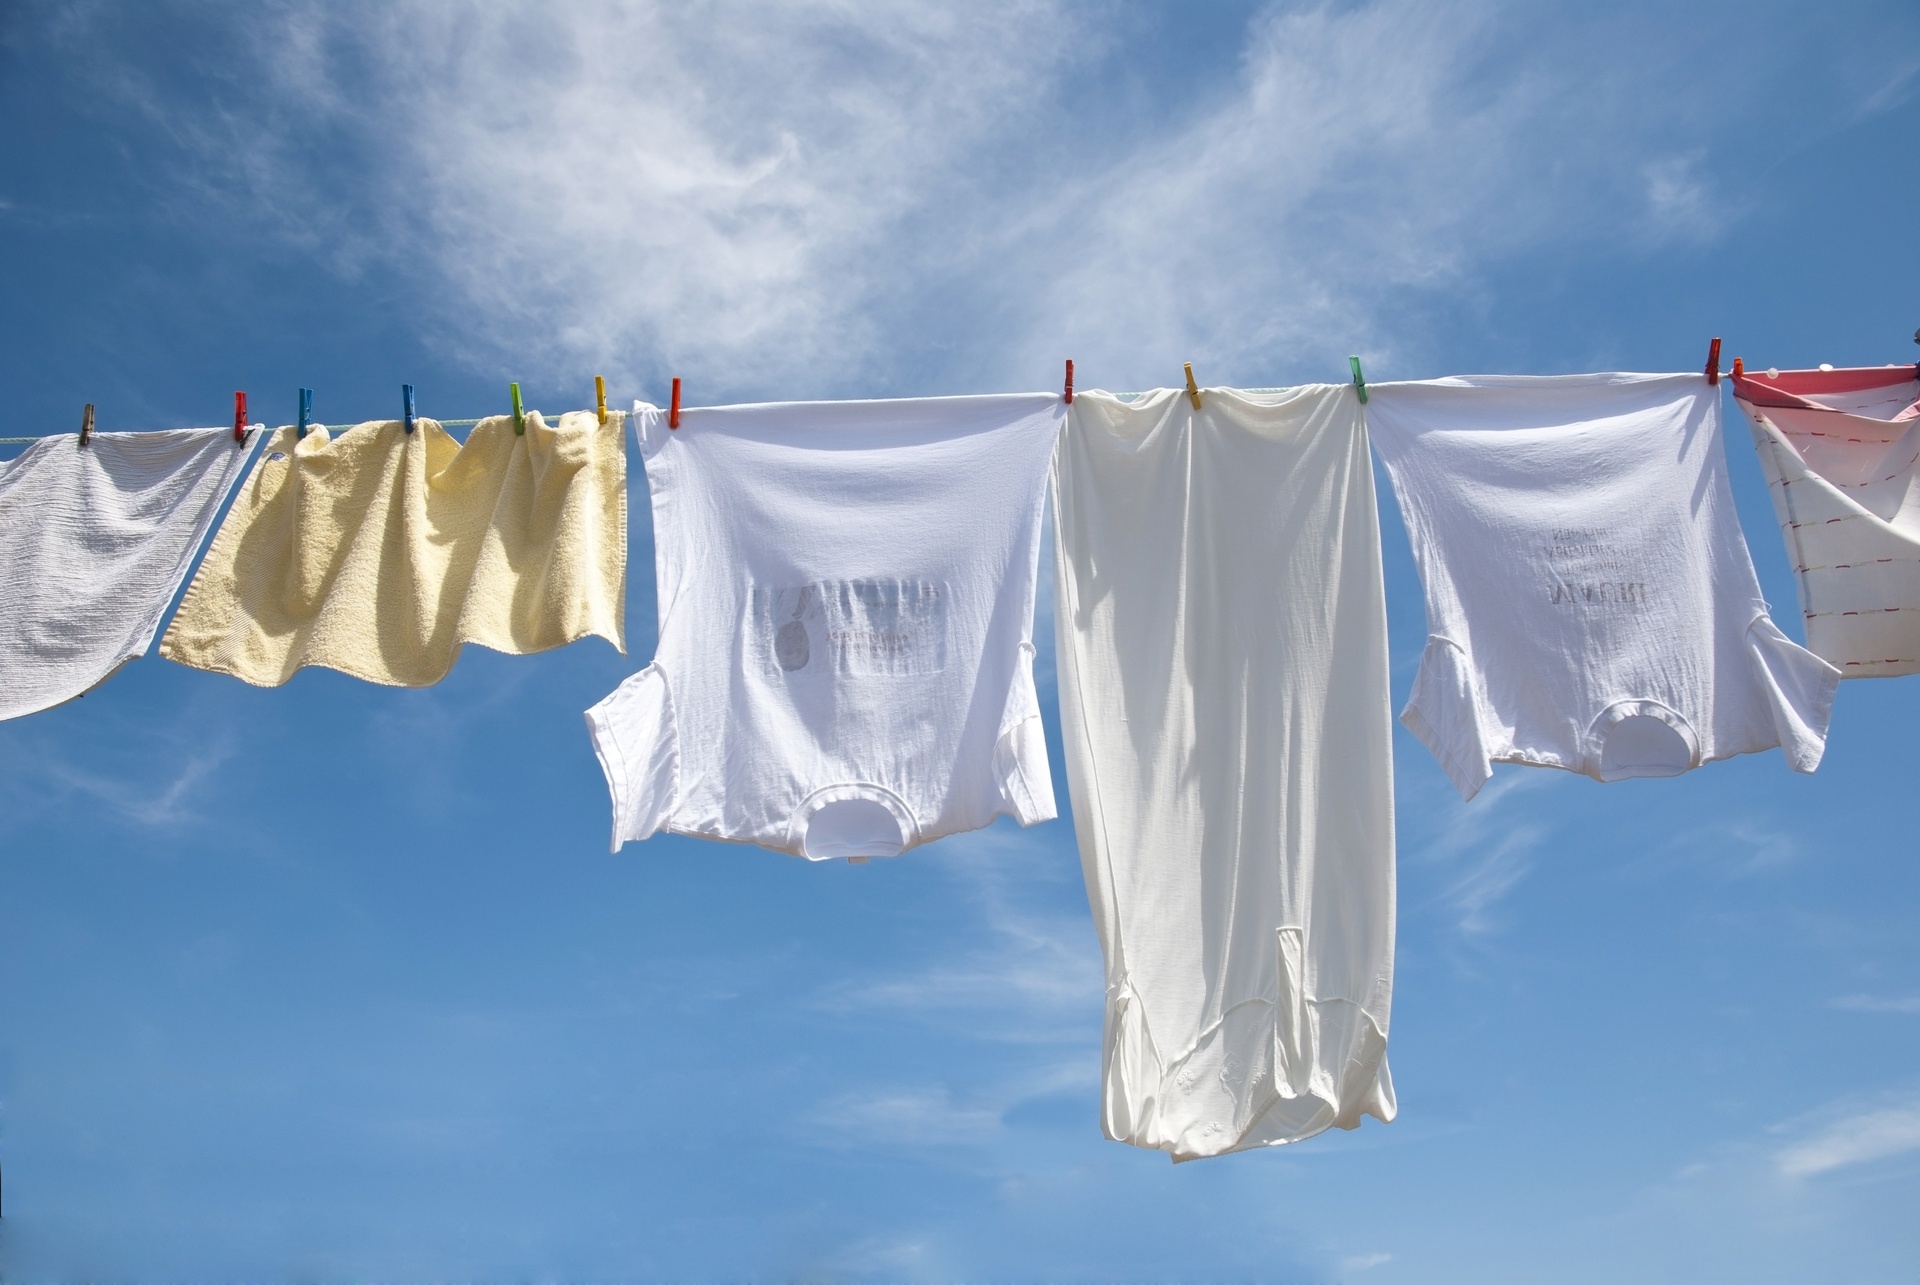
[1831,995,1920,1015]
[1777,1096,1920,1178]
[814,823,1101,1039]
[1340,1251,1394,1272]
[64,0,1840,396]
[1405,770,1557,936]
[802,1060,1092,1150]
[0,729,230,829]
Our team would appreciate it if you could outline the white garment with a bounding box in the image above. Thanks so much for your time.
[1052,385,1396,1162]
[1367,373,1839,801]
[586,394,1061,860]
[1732,364,1920,676]
[0,428,253,721]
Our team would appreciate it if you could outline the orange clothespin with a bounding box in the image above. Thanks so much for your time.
[595,375,608,425]
[78,403,94,447]
[669,377,681,429]
[1731,356,1744,379]
[1705,337,1722,385]
[1184,363,1202,411]
[1064,359,1074,404]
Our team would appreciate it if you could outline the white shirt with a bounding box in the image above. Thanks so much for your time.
[586,394,1061,860]
[1366,373,1840,800]
[1732,364,1920,676]
[0,428,253,721]
[1052,385,1397,1161]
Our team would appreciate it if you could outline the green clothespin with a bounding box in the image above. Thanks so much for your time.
[510,382,525,436]
[1349,356,1369,405]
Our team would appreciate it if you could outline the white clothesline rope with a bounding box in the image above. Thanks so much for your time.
[0,389,1321,446]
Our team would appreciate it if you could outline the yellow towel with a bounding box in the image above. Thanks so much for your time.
[161,411,626,687]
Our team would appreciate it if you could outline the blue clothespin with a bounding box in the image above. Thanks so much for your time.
[510,382,525,436]
[297,388,313,439]
[403,384,416,435]
[1349,356,1369,405]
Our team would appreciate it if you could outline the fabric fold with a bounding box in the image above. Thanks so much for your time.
[160,411,626,687]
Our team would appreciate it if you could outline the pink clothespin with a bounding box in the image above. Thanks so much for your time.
[669,377,681,430]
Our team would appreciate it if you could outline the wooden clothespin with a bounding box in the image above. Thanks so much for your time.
[1705,337,1722,385]
[1064,359,1074,405]
[1349,356,1369,405]
[233,391,249,443]
[669,377,681,429]
[297,388,313,439]
[1184,363,1202,411]
[510,382,526,436]
[595,375,608,425]
[402,384,416,435]
[79,403,94,447]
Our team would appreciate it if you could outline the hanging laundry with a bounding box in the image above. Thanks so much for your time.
[160,412,625,687]
[0,428,253,721]
[1731,364,1920,677]
[586,394,1059,860]
[1052,384,1396,1162]
[1367,373,1839,800]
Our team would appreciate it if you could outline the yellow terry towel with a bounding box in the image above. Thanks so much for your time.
[161,410,625,687]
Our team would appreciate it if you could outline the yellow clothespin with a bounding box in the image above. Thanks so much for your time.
[595,375,607,425]
[1184,363,1202,411]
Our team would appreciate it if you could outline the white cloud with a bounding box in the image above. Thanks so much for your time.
[1777,1099,1920,1178]
[1340,1251,1394,1272]
[803,1060,1090,1149]
[75,0,1813,398]
[1405,770,1558,936]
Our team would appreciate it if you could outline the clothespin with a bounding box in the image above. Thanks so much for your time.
[297,388,313,439]
[1064,359,1074,404]
[78,403,94,448]
[595,375,608,425]
[402,384,416,435]
[1731,357,1744,379]
[233,391,249,443]
[510,382,526,436]
[1349,356,1369,405]
[1705,337,1721,385]
[1184,363,1202,411]
[669,377,681,429]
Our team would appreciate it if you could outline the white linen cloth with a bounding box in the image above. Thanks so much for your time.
[1052,385,1397,1161]
[1732,364,1920,676]
[586,394,1061,860]
[0,428,253,721]
[1367,373,1839,800]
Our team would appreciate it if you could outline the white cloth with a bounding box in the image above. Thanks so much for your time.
[1052,385,1397,1162]
[1732,364,1920,676]
[586,394,1061,860]
[0,428,253,721]
[1366,373,1840,801]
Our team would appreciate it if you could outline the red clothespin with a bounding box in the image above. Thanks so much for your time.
[233,391,249,442]
[669,377,681,429]
[79,403,95,447]
[1064,359,1074,404]
[1731,356,1744,379]
[1705,337,1721,385]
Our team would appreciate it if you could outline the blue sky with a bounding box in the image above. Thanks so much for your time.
[2,0,1918,1279]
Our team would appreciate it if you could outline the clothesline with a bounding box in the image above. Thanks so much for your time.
[0,386,1345,447]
